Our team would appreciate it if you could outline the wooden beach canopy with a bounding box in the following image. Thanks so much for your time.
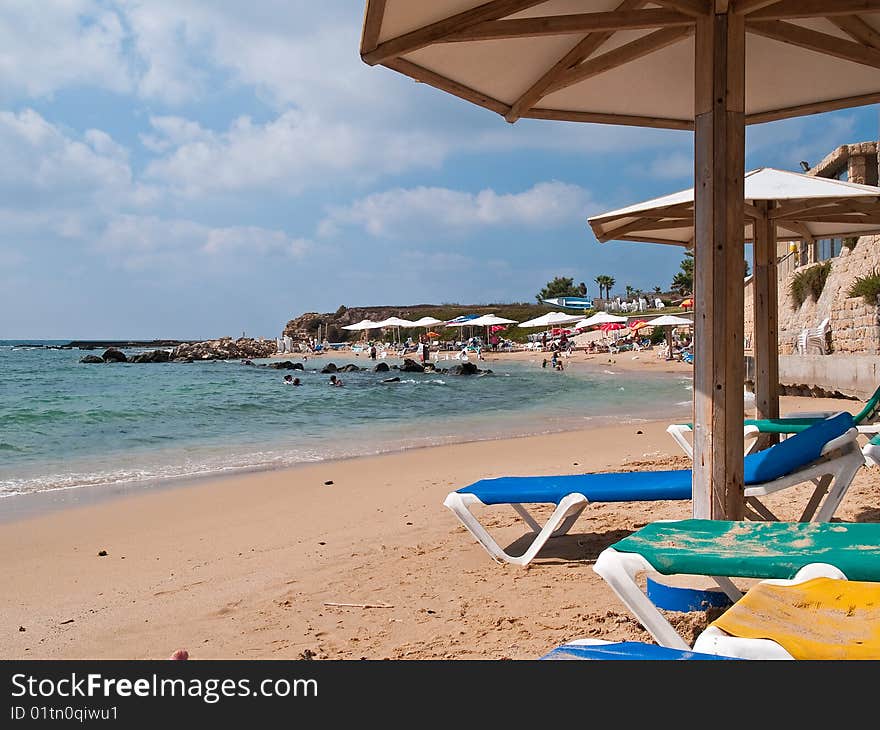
[589,167,880,246]
[360,0,880,520]
[589,167,880,425]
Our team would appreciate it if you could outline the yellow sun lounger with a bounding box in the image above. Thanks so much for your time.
[693,576,880,660]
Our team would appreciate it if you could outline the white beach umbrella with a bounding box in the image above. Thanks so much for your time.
[342,318,383,343]
[409,316,443,328]
[517,311,584,329]
[467,314,518,327]
[375,316,416,345]
[467,314,519,347]
[376,316,416,327]
[342,319,383,331]
[574,312,628,329]
[646,315,694,359]
[444,315,480,342]
[647,315,694,328]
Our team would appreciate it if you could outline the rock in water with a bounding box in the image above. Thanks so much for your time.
[101,347,127,363]
[129,349,171,363]
[374,362,390,372]
[320,363,338,374]
[399,358,424,373]
[79,355,104,364]
[447,362,480,375]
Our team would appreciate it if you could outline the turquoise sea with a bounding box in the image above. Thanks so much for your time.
[0,341,693,501]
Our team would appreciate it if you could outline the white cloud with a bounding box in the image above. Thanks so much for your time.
[94,214,310,270]
[140,115,210,152]
[643,152,693,181]
[143,110,448,197]
[0,109,132,205]
[320,181,598,238]
[0,1,131,100]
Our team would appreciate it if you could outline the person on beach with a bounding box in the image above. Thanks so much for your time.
[329,375,344,387]
[370,345,377,360]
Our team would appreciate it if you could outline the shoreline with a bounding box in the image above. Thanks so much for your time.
[0,403,685,526]
[0,352,697,522]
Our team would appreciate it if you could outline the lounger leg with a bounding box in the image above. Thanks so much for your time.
[666,424,694,459]
[744,497,778,521]
[511,504,542,533]
[444,492,589,567]
[799,475,831,522]
[550,505,588,537]
[812,455,866,522]
[510,503,590,538]
[593,548,690,650]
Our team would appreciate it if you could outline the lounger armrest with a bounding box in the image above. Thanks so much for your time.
[593,547,690,650]
[819,427,859,457]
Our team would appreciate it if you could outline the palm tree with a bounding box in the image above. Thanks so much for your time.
[595,274,616,300]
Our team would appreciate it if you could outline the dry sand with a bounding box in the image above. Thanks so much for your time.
[0,363,875,660]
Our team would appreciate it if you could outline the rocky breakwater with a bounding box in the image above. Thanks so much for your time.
[286,359,490,376]
[169,337,277,362]
[79,347,172,364]
[79,337,276,364]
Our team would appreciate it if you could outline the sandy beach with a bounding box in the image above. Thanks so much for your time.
[0,357,872,660]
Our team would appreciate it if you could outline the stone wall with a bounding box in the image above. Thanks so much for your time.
[745,235,880,356]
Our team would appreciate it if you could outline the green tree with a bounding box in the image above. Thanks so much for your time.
[653,285,662,294]
[625,285,635,298]
[536,276,581,302]
[594,275,608,299]
[671,250,694,296]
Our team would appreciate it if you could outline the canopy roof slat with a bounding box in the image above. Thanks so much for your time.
[747,0,880,22]
[507,0,649,122]
[363,0,547,66]
[443,8,694,42]
[746,19,880,70]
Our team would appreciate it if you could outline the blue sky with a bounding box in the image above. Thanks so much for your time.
[1,1,878,339]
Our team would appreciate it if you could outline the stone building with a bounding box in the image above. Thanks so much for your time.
[743,141,880,399]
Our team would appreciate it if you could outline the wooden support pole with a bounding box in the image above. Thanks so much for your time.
[692,9,745,520]
[752,201,780,445]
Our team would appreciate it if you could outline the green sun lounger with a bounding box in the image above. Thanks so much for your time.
[667,384,880,459]
[593,519,880,650]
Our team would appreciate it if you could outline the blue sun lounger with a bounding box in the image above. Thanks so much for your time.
[540,639,738,661]
[443,412,862,566]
